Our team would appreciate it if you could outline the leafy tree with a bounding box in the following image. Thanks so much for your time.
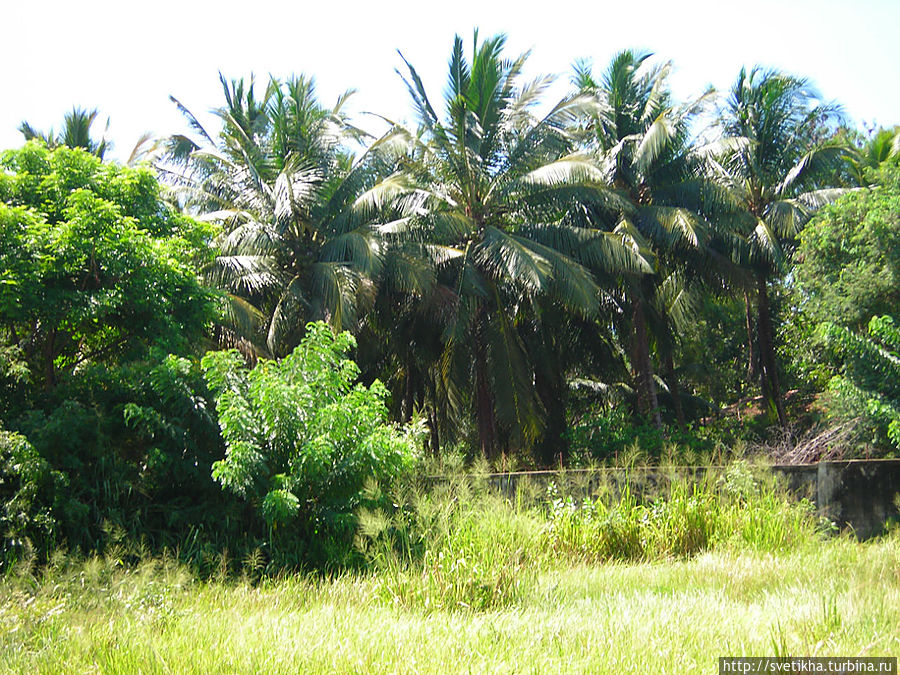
[794,163,900,333]
[714,67,847,425]
[9,356,231,559]
[789,163,900,452]
[0,143,228,563]
[818,316,900,453]
[201,321,421,564]
[0,142,216,391]
[383,32,642,459]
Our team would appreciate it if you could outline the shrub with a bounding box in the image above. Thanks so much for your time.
[817,316,900,453]
[3,356,235,567]
[0,428,60,566]
[202,321,422,566]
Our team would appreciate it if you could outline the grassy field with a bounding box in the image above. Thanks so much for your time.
[1,533,898,674]
[3,469,898,674]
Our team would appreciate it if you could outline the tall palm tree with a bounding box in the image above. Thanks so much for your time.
[19,107,110,159]
[714,67,847,425]
[572,50,727,430]
[163,74,411,357]
[381,32,644,459]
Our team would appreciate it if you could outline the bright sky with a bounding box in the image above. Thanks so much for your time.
[3,0,898,163]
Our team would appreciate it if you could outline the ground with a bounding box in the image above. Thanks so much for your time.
[2,534,897,674]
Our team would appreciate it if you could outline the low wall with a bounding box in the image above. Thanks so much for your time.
[464,459,900,539]
[810,459,900,538]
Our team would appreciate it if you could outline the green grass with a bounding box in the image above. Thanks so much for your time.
[2,469,896,673]
[1,535,898,674]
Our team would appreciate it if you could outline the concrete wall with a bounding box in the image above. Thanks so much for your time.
[809,459,900,538]
[468,459,900,539]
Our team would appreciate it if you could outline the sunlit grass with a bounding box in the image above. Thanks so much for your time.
[2,533,898,674]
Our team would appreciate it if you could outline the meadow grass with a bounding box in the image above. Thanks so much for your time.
[1,535,898,674]
[2,468,897,674]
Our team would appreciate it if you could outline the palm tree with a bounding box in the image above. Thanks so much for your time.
[19,107,110,159]
[714,67,847,425]
[163,74,412,357]
[844,126,900,185]
[572,50,728,430]
[381,32,644,460]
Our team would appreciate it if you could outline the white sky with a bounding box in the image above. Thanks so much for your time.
[2,0,898,163]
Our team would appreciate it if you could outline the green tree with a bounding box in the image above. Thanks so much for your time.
[794,163,900,333]
[384,32,643,459]
[844,126,900,185]
[573,50,730,429]
[0,142,216,390]
[818,316,900,454]
[0,142,228,562]
[201,321,421,564]
[789,163,900,452]
[164,75,411,357]
[19,107,110,160]
[715,67,847,426]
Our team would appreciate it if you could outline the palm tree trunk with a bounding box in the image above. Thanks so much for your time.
[427,404,440,458]
[401,355,414,423]
[474,317,497,461]
[535,364,568,466]
[756,273,787,427]
[663,351,686,430]
[744,291,758,384]
[632,292,663,431]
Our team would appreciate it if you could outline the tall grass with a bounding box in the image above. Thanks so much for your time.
[1,463,893,673]
[538,461,821,563]
[356,477,547,610]
[349,462,825,611]
[2,532,898,674]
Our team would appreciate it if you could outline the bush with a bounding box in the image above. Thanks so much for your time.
[3,356,236,567]
[0,429,57,565]
[816,316,900,454]
[202,321,422,567]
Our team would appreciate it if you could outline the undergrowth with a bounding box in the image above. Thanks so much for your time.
[351,462,828,611]
[4,462,832,615]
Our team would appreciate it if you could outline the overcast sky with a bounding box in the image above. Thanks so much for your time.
[3,0,897,162]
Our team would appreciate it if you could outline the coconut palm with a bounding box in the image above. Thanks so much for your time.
[379,32,645,459]
[714,67,848,425]
[19,107,110,159]
[572,50,732,429]
[844,126,900,185]
[163,74,413,357]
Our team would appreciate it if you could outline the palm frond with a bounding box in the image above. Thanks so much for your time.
[633,112,676,172]
[476,226,551,293]
[517,153,607,188]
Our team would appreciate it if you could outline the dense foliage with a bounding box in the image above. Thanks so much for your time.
[1,31,897,571]
[790,163,900,451]
[794,164,900,333]
[818,317,900,452]
[202,322,420,564]
[0,143,227,565]
[0,143,216,391]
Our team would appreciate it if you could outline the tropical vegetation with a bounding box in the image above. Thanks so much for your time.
[1,30,899,575]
